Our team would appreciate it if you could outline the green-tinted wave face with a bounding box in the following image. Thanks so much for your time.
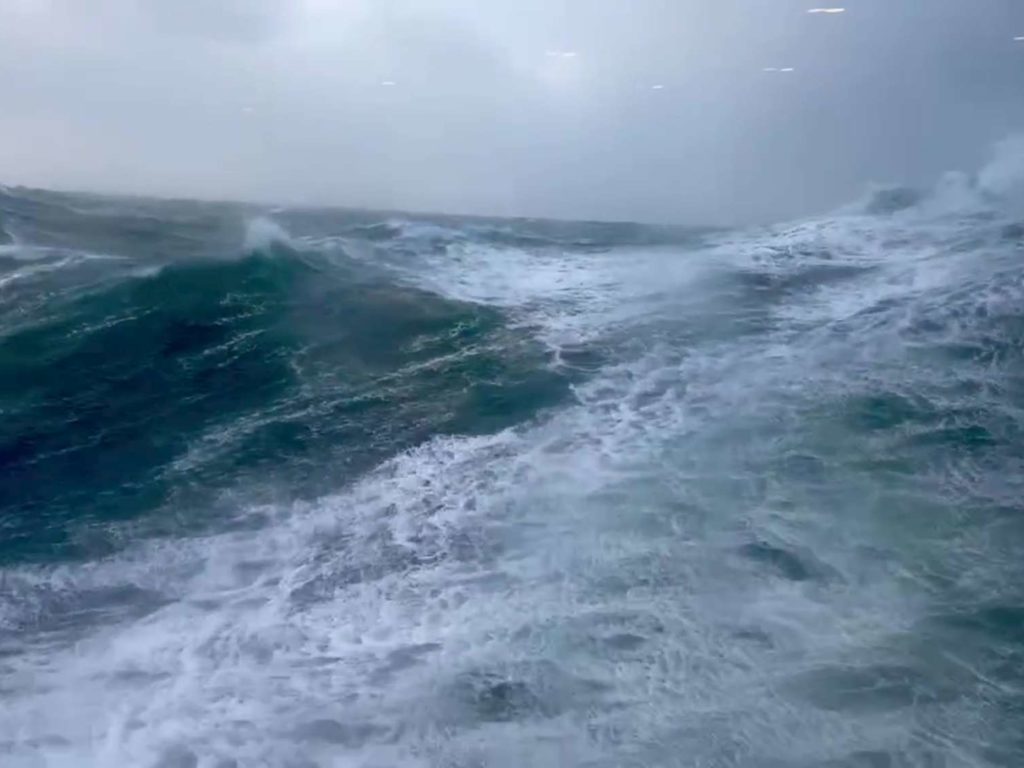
[0,196,573,563]
[2,181,1024,768]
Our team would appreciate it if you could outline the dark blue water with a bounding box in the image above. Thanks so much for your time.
[1,167,1023,767]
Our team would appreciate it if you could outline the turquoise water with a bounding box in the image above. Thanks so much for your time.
[1,174,1023,766]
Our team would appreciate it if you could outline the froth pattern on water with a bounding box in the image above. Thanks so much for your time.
[2,143,1024,766]
[0,351,922,767]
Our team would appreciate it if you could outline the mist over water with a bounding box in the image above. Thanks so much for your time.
[3,1,1024,223]
[0,136,1023,766]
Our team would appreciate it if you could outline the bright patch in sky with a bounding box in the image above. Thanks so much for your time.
[807,8,846,13]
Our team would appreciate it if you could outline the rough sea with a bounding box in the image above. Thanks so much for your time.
[2,140,1024,767]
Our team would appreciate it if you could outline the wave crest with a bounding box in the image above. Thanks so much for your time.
[978,135,1024,212]
[848,134,1024,220]
[242,216,294,254]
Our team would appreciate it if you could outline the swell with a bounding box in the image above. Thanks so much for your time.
[2,140,1024,765]
[0,240,571,565]
[5,206,1022,766]
[280,207,712,252]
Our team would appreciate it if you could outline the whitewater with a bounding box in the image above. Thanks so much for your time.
[1,139,1023,767]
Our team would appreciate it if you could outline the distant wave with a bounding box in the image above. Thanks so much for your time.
[331,215,711,251]
[849,133,1024,219]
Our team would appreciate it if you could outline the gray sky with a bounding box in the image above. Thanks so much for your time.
[1,0,1022,224]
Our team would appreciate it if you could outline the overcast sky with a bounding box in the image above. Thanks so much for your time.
[1,0,1022,224]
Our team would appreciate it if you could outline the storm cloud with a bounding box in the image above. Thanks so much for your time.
[1,0,1022,224]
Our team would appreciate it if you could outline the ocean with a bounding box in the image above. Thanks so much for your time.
[1,144,1023,767]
